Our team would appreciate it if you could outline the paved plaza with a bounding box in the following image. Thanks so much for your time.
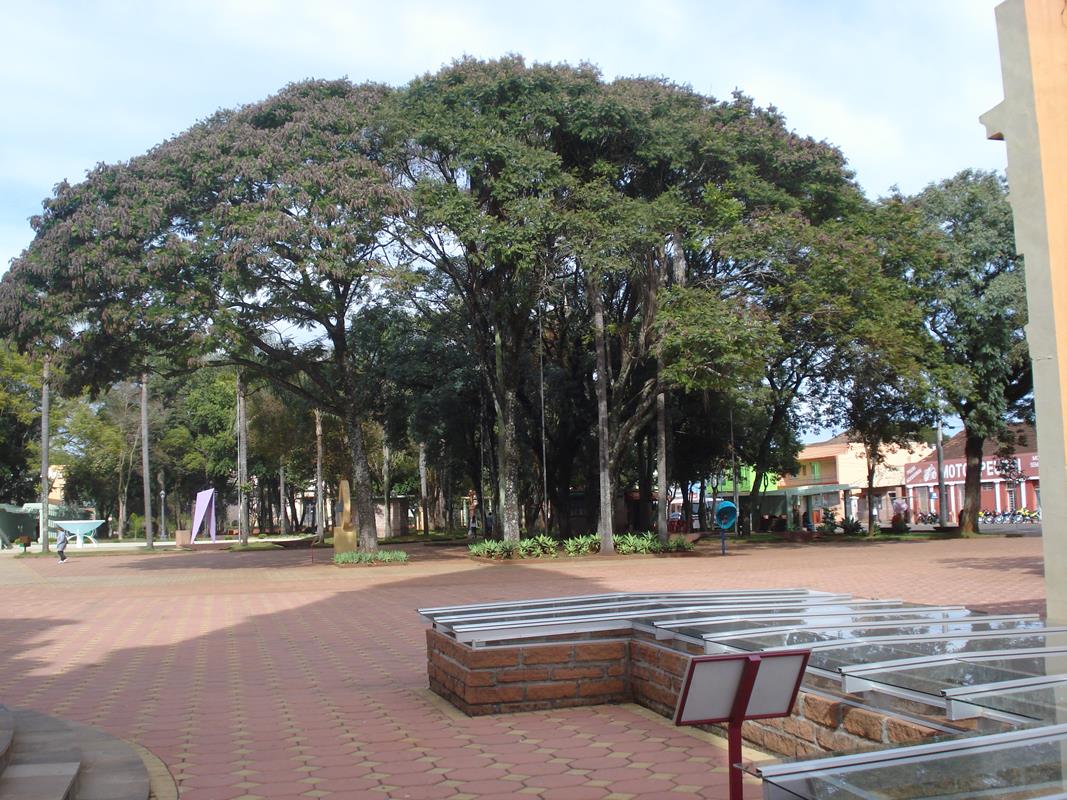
[0,535,1046,799]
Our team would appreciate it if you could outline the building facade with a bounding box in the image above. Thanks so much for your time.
[775,434,932,527]
[903,424,1041,521]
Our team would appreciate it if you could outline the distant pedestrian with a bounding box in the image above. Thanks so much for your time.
[56,527,69,563]
[485,511,494,536]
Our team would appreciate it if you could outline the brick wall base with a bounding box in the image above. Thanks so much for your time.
[427,628,631,715]
[427,627,956,756]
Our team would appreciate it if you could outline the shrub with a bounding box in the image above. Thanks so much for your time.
[840,517,864,535]
[519,534,557,558]
[333,549,409,565]
[818,509,839,533]
[665,535,695,552]
[614,531,658,555]
[890,513,910,534]
[562,534,599,556]
[469,539,518,559]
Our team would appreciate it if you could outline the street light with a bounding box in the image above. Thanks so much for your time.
[159,488,166,540]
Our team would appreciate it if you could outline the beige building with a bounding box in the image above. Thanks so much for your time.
[777,434,932,527]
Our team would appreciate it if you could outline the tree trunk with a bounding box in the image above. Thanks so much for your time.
[419,441,430,536]
[699,478,708,532]
[343,406,378,551]
[236,372,249,546]
[656,390,669,543]
[39,354,50,553]
[960,429,984,536]
[491,387,522,543]
[141,371,155,549]
[591,283,615,553]
[279,465,289,535]
[314,409,325,544]
[866,456,878,536]
[383,442,391,536]
[117,494,127,541]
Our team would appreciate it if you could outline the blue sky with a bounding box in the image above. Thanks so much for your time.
[2,0,1007,273]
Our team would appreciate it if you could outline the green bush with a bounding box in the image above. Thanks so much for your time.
[665,535,695,552]
[468,539,518,559]
[818,509,839,533]
[519,534,557,558]
[614,531,659,554]
[562,534,599,556]
[333,550,409,565]
[840,517,864,535]
[127,513,144,538]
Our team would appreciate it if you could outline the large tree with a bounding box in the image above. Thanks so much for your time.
[0,343,40,503]
[914,170,1031,535]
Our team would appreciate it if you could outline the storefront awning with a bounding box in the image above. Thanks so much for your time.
[763,484,852,498]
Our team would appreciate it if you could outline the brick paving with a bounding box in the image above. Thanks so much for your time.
[0,535,1045,799]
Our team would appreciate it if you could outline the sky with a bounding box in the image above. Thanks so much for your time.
[1,0,1008,274]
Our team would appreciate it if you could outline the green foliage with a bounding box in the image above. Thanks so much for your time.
[562,535,600,557]
[468,539,520,559]
[839,517,864,535]
[818,508,839,533]
[333,549,409,565]
[0,344,40,503]
[613,531,660,555]
[890,514,910,534]
[665,535,695,552]
[518,534,558,558]
[914,170,1029,532]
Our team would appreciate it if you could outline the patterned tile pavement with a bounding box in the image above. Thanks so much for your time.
[0,535,1045,799]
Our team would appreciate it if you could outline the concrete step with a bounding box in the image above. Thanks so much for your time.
[0,762,79,800]
[0,707,13,776]
[0,707,150,800]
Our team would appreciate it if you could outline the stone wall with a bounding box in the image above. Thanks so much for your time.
[427,628,946,756]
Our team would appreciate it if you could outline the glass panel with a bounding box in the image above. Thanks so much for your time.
[960,682,1067,723]
[666,608,970,641]
[726,619,1045,653]
[764,734,1067,799]
[862,651,1067,698]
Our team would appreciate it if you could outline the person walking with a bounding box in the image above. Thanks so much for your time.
[56,526,69,563]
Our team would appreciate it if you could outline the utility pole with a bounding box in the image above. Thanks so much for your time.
[141,372,154,549]
[236,372,249,545]
[314,409,324,544]
[39,353,51,553]
[936,417,949,527]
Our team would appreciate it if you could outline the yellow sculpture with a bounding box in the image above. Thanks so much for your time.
[332,479,358,553]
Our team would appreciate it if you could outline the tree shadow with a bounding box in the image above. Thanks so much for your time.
[937,556,1045,577]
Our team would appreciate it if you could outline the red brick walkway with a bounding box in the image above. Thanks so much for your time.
[0,536,1045,799]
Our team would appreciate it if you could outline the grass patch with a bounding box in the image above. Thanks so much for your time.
[333,549,409,565]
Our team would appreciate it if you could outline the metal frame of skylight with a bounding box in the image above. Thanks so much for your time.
[427,592,851,629]
[442,597,881,645]
[705,613,1040,643]
[417,588,826,622]
[756,722,1067,796]
[941,673,1067,721]
[839,645,1067,704]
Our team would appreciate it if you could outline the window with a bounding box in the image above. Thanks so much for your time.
[1006,484,1017,512]
[812,462,821,480]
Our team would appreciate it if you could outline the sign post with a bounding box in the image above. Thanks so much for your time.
[674,650,810,800]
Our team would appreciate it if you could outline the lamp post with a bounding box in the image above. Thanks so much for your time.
[159,488,166,541]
